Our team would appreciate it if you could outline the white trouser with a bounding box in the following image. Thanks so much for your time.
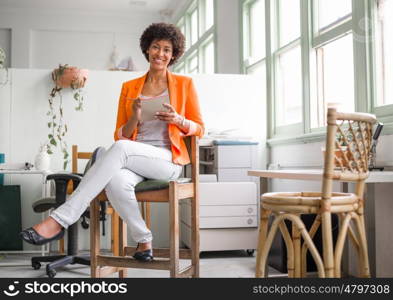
[50,140,183,243]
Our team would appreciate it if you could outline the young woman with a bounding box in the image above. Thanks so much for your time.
[20,23,204,262]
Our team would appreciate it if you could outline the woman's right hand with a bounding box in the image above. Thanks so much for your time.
[132,98,142,121]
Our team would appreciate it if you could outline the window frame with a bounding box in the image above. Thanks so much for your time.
[240,0,389,146]
[172,0,216,74]
[369,0,393,129]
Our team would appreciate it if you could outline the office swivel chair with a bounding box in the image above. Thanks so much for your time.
[30,147,105,278]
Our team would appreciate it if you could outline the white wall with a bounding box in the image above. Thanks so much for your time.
[0,68,266,250]
[0,7,162,70]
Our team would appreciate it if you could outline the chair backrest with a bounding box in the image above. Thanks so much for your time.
[72,145,93,174]
[322,108,377,201]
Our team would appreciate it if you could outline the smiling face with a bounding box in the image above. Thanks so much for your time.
[146,39,174,71]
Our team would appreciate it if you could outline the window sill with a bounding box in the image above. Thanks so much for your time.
[267,121,393,147]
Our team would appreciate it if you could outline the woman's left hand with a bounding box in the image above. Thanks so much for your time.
[155,103,183,126]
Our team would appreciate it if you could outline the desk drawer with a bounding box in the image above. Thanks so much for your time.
[180,204,258,228]
[200,216,257,228]
[181,203,257,220]
[197,182,257,205]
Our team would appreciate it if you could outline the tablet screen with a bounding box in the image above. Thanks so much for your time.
[140,95,170,121]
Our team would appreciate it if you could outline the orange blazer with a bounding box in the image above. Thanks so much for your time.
[114,71,205,165]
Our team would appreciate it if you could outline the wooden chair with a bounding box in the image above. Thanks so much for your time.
[70,145,119,255]
[90,136,200,278]
[255,108,376,278]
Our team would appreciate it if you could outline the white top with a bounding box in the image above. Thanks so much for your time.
[136,89,171,150]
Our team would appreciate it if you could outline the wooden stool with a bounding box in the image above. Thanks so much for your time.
[255,108,376,278]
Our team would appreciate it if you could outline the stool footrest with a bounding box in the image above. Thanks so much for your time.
[124,247,192,259]
[97,255,170,270]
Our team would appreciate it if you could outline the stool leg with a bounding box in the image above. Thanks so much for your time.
[279,221,295,278]
[119,216,128,278]
[256,208,270,277]
[292,215,301,277]
[169,182,179,278]
[145,202,151,230]
[191,190,200,278]
[354,214,370,277]
[90,198,101,278]
[257,215,282,277]
[112,211,119,256]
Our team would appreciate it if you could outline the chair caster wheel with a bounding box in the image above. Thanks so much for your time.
[246,249,255,256]
[47,268,56,278]
[81,220,89,229]
[32,262,41,270]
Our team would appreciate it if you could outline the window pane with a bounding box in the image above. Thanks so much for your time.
[312,34,354,128]
[190,9,198,46]
[375,0,393,106]
[276,46,302,126]
[279,0,300,46]
[188,55,198,73]
[316,0,352,31]
[250,0,265,59]
[205,0,214,31]
[203,40,215,74]
[174,62,185,74]
[247,60,265,75]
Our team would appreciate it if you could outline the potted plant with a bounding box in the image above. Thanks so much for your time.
[46,64,88,169]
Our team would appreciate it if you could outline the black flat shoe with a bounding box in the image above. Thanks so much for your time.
[133,244,153,262]
[19,227,65,246]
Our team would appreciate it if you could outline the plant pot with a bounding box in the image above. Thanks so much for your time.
[52,66,88,89]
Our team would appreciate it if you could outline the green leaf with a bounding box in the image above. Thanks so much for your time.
[63,152,69,159]
[47,122,51,128]
[63,161,68,170]
[47,149,53,155]
[50,138,57,146]
[48,134,53,139]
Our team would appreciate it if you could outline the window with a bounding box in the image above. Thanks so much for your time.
[190,8,199,46]
[202,39,215,74]
[173,0,216,74]
[310,0,354,129]
[273,0,302,129]
[278,0,301,46]
[375,0,393,107]
[244,0,388,142]
[311,34,355,128]
[316,0,352,32]
[243,0,265,70]
[205,0,214,30]
[188,53,199,74]
[275,46,302,126]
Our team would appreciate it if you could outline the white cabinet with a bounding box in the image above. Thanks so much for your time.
[199,143,258,182]
[181,142,260,252]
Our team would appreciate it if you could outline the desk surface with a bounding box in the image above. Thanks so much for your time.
[248,169,393,183]
[0,169,51,175]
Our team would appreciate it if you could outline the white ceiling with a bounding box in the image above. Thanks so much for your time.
[0,0,187,15]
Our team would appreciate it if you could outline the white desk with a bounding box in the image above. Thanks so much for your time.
[0,169,51,265]
[248,169,393,277]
